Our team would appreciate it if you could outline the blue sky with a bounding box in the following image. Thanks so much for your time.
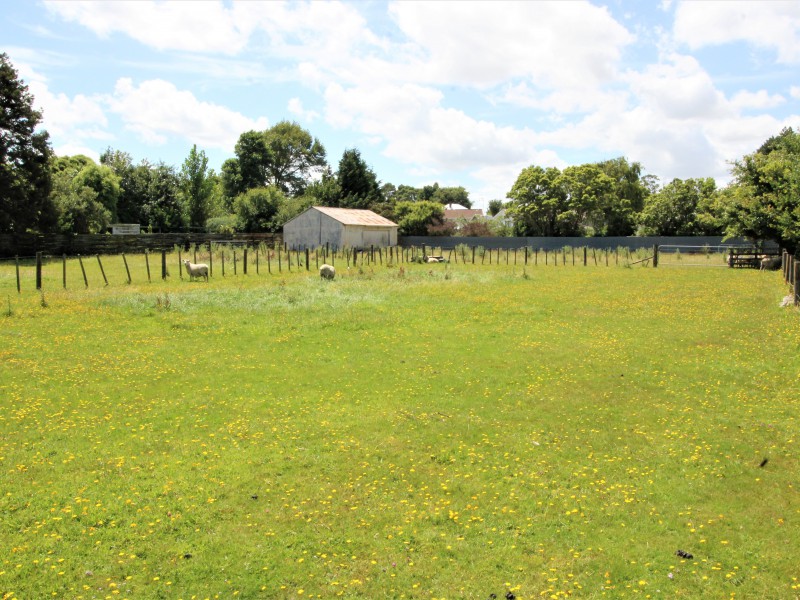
[3,1,799,210]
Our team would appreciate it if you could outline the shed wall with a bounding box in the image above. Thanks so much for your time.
[284,211,343,250]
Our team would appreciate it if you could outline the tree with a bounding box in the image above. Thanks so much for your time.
[0,53,56,233]
[50,155,113,233]
[180,145,214,230]
[487,199,504,216]
[226,121,327,198]
[50,169,111,234]
[302,166,342,207]
[557,164,613,236]
[722,127,800,252]
[337,148,380,209]
[142,163,186,232]
[72,163,121,221]
[506,165,565,236]
[594,157,650,235]
[394,200,444,235]
[431,185,472,208]
[234,186,285,232]
[637,178,719,236]
[101,148,147,224]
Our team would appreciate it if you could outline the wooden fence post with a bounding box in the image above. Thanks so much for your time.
[222,251,226,276]
[653,245,659,268]
[15,256,20,293]
[145,250,151,283]
[244,248,248,275]
[305,248,310,271]
[794,260,800,306]
[161,250,168,280]
[62,254,67,289]
[78,255,88,288]
[97,255,108,286]
[122,253,131,284]
[35,252,42,290]
[233,250,237,275]
[584,247,587,266]
[178,250,183,279]
[208,244,213,276]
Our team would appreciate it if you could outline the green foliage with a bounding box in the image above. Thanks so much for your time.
[205,214,237,234]
[487,199,504,216]
[723,127,800,253]
[100,148,147,224]
[142,163,186,232]
[233,186,285,232]
[507,165,564,236]
[180,145,214,230]
[226,121,327,198]
[0,53,55,233]
[71,163,122,222]
[337,148,381,209]
[394,200,444,235]
[50,167,111,234]
[637,177,720,236]
[594,157,651,235]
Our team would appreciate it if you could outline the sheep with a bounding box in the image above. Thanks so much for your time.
[320,264,335,280]
[760,256,781,271]
[183,259,209,281]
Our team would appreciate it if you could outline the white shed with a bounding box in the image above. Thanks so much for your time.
[283,206,398,250]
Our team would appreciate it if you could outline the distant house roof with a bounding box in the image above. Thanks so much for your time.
[443,208,484,221]
[312,206,397,227]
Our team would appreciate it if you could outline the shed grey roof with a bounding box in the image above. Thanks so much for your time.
[312,206,397,227]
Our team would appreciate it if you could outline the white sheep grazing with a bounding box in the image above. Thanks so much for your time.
[320,264,335,280]
[183,259,209,281]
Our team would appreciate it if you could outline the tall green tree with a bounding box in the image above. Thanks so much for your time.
[557,164,613,236]
[637,177,719,236]
[594,157,650,235]
[142,163,186,232]
[49,155,113,233]
[431,186,472,208]
[180,144,214,230]
[224,121,327,199]
[506,165,565,236]
[337,148,380,209]
[722,127,800,252]
[72,163,121,222]
[101,148,147,224]
[0,53,56,233]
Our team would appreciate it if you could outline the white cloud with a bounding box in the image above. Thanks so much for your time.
[287,97,319,122]
[106,78,269,150]
[791,86,800,99]
[730,90,786,111]
[324,83,542,173]
[625,53,728,120]
[673,1,800,63]
[388,1,634,89]
[43,0,257,55]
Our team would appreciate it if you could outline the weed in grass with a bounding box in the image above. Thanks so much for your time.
[154,292,171,310]
[39,290,48,308]
[4,294,11,317]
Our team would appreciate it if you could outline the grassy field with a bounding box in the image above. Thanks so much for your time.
[1,253,798,600]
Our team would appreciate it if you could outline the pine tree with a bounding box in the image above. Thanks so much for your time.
[0,53,55,233]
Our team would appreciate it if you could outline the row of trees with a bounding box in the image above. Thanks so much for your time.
[2,53,799,252]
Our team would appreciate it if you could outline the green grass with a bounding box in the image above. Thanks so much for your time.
[1,254,798,599]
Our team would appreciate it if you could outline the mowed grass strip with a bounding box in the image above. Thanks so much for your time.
[0,259,798,600]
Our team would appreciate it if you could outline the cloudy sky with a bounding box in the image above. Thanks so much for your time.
[3,1,799,209]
